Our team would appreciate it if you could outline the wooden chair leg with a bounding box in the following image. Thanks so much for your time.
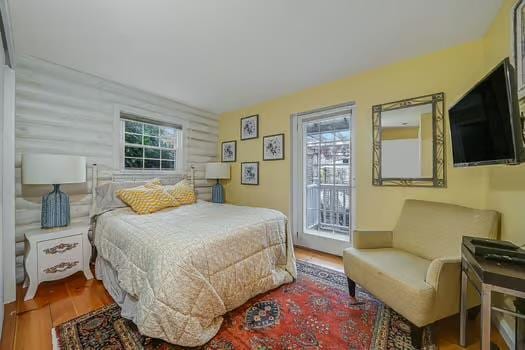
[347,277,356,297]
[410,325,423,349]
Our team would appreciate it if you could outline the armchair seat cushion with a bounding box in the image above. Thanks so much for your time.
[343,247,435,327]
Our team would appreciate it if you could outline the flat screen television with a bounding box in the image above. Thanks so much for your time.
[449,58,524,167]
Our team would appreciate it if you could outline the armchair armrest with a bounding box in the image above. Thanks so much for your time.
[425,257,461,288]
[352,230,393,249]
[425,257,463,320]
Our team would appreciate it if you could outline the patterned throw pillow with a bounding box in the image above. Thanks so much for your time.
[157,179,196,205]
[116,184,180,214]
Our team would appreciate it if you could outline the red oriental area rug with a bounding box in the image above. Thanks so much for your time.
[53,260,434,349]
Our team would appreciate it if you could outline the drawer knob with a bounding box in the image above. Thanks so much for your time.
[43,242,79,255]
[44,261,79,274]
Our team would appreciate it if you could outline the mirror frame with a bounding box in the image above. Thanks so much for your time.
[372,92,446,187]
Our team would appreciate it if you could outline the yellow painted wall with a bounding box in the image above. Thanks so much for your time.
[219,40,490,230]
[218,2,522,343]
[381,127,419,140]
[218,0,525,245]
[482,0,525,246]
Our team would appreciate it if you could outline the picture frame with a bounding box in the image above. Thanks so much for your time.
[240,114,259,140]
[221,140,237,162]
[263,133,285,160]
[513,0,525,98]
[241,162,259,185]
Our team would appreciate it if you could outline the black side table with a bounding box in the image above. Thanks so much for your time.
[460,239,525,350]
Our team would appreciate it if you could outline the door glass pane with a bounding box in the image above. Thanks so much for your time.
[303,115,351,236]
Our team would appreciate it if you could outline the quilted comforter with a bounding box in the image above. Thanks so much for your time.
[94,200,296,346]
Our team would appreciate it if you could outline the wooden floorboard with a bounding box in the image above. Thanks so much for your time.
[0,302,17,350]
[1,247,510,349]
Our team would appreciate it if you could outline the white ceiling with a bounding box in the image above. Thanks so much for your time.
[10,0,502,114]
[382,104,432,128]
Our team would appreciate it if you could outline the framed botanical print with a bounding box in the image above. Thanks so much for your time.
[240,114,259,140]
[263,133,285,160]
[513,0,525,97]
[221,140,236,162]
[241,162,259,185]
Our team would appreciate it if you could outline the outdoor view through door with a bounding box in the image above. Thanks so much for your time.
[292,102,353,255]
[304,117,351,237]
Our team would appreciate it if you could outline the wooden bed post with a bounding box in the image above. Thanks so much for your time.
[91,164,98,203]
[190,165,195,191]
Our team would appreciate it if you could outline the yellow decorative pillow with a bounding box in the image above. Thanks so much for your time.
[160,179,196,205]
[148,178,162,186]
[117,184,179,214]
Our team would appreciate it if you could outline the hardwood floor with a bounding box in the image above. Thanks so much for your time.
[1,247,509,349]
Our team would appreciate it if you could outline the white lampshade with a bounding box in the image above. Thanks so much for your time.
[206,162,230,179]
[22,153,87,185]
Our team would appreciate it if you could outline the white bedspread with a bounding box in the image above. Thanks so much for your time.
[94,201,296,346]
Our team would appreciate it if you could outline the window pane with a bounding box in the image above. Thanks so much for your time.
[145,148,160,159]
[125,133,142,145]
[125,146,143,158]
[122,117,181,171]
[144,159,160,169]
[320,166,333,184]
[161,160,175,169]
[335,130,350,141]
[335,165,350,184]
[144,136,159,147]
[321,131,335,142]
[161,150,175,160]
[125,120,142,134]
[160,138,175,148]
[160,127,175,137]
[125,158,143,169]
[144,124,159,137]
[320,146,335,164]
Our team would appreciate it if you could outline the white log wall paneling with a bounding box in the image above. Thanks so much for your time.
[15,56,219,282]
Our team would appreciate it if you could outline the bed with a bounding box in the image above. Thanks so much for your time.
[90,166,296,347]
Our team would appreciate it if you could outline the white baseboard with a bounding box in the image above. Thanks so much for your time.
[51,327,60,350]
[493,313,515,349]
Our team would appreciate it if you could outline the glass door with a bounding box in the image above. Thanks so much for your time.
[291,103,354,255]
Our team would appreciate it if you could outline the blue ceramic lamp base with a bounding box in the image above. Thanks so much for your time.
[212,180,225,203]
[41,184,70,229]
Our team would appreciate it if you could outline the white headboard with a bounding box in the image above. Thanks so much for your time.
[90,164,195,204]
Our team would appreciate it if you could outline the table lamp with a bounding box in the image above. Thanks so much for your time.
[22,154,86,228]
[206,162,230,203]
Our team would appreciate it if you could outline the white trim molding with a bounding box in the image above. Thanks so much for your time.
[0,0,14,68]
[2,65,15,303]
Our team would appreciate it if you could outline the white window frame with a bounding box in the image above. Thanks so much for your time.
[113,105,188,174]
[290,102,357,256]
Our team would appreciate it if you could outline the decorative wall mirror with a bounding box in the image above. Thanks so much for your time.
[372,92,445,187]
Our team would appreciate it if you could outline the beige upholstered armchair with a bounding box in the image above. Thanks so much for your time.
[343,199,499,348]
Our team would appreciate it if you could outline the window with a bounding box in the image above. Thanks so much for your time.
[304,116,351,235]
[121,114,183,170]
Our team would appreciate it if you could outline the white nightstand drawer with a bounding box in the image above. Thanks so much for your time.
[24,223,93,301]
[37,235,83,282]
[37,235,82,267]
[38,256,82,282]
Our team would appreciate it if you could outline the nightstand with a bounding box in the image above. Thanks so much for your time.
[23,223,93,301]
